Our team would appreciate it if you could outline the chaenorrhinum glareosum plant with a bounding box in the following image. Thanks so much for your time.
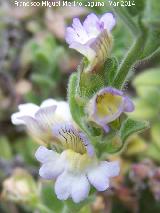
[10,5,160,211]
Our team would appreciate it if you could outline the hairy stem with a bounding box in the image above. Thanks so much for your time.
[113,21,148,89]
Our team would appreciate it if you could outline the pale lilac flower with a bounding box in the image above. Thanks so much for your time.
[86,87,134,132]
[11,99,74,145]
[35,124,120,203]
[65,13,116,71]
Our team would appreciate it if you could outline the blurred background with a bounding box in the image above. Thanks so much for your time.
[0,0,160,212]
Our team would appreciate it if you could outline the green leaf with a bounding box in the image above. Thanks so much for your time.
[120,118,149,143]
[77,72,105,100]
[68,73,87,133]
[104,57,119,85]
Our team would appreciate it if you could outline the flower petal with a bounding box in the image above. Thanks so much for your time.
[65,27,80,45]
[83,13,100,37]
[35,146,58,163]
[53,101,72,122]
[54,171,73,200]
[35,105,57,129]
[37,149,66,180]
[40,99,58,107]
[11,103,39,125]
[124,97,135,112]
[87,161,120,191]
[100,13,116,31]
[99,161,120,177]
[72,18,88,44]
[88,168,110,191]
[69,42,95,61]
[86,87,134,130]
[39,160,64,180]
[71,174,90,203]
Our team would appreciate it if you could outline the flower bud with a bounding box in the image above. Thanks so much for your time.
[1,168,39,204]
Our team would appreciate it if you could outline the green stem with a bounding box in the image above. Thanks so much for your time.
[113,24,148,89]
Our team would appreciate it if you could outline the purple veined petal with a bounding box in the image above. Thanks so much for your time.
[11,103,39,125]
[52,123,94,156]
[54,171,73,200]
[69,42,95,61]
[15,116,40,132]
[124,96,135,112]
[78,132,95,156]
[72,18,88,44]
[100,12,116,31]
[34,105,57,129]
[65,27,80,45]
[17,116,48,144]
[87,164,110,191]
[35,146,58,163]
[83,13,100,37]
[71,174,90,203]
[17,116,40,131]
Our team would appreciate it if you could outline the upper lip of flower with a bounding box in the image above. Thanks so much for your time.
[65,13,116,46]
[11,99,75,145]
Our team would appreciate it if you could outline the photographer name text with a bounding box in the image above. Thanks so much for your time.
[14,1,136,8]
